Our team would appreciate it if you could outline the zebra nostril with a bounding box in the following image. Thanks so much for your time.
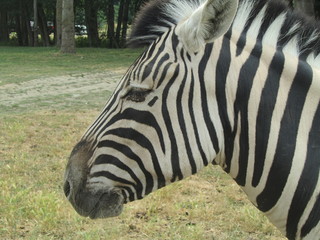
[64,181,71,198]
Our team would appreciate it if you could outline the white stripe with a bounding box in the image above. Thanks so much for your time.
[246,5,267,40]
[232,0,254,34]
[262,13,286,48]
[244,42,278,201]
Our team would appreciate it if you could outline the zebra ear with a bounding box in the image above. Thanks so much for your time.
[176,0,238,52]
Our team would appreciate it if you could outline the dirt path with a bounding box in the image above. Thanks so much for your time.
[0,70,125,113]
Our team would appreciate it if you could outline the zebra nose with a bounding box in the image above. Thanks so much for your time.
[64,180,71,198]
[64,140,93,201]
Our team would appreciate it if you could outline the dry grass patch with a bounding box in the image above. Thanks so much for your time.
[0,110,286,239]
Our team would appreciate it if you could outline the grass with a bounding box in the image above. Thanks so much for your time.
[0,47,286,240]
[0,47,142,86]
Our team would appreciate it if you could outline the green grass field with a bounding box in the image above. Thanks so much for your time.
[0,47,286,240]
[0,47,142,86]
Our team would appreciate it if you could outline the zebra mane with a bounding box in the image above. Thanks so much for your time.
[129,0,320,63]
[129,0,201,47]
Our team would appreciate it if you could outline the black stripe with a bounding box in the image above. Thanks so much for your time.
[162,65,183,182]
[153,53,170,82]
[91,171,136,201]
[235,0,268,56]
[88,71,134,138]
[189,68,208,166]
[117,186,134,203]
[122,109,166,153]
[287,95,320,239]
[216,33,233,172]
[136,41,158,81]
[177,49,197,174]
[132,49,148,82]
[236,34,247,56]
[186,52,191,62]
[99,108,166,154]
[257,60,313,212]
[234,40,262,186]
[105,127,166,190]
[148,96,159,107]
[141,34,170,81]
[301,194,320,238]
[96,140,154,195]
[94,154,144,199]
[253,50,285,187]
[199,43,220,155]
[171,31,179,62]
[277,13,298,50]
[234,0,257,56]
[87,87,123,138]
[156,62,174,88]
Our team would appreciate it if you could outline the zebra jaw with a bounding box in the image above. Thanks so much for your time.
[64,141,125,219]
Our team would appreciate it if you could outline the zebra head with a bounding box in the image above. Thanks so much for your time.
[64,0,238,219]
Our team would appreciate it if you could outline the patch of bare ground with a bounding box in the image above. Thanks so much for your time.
[0,70,125,113]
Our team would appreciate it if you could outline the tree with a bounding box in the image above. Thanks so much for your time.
[114,0,131,47]
[33,0,38,46]
[17,0,34,46]
[38,2,50,46]
[120,0,130,46]
[115,0,124,46]
[84,0,100,47]
[0,1,10,43]
[56,0,63,47]
[0,10,9,43]
[61,0,75,53]
[0,0,149,48]
[105,0,116,48]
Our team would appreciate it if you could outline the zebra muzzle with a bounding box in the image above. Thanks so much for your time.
[64,178,124,219]
[64,140,125,219]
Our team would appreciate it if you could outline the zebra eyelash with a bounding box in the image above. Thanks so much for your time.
[122,86,153,102]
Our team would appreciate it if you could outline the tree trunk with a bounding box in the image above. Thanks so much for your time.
[0,8,9,42]
[61,0,75,53]
[22,2,34,46]
[115,0,124,45]
[16,0,34,46]
[56,0,62,47]
[295,0,315,17]
[38,3,50,46]
[33,0,38,46]
[106,0,116,48]
[15,14,23,46]
[84,0,100,47]
[120,0,130,47]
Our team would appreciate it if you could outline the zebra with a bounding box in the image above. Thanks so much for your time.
[63,0,320,239]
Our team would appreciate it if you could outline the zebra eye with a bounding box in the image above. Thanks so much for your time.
[124,87,152,102]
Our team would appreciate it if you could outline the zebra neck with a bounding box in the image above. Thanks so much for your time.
[212,16,320,239]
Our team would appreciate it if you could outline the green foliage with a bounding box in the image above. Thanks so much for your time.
[75,36,90,47]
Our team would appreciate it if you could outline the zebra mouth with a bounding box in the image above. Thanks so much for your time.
[87,189,125,219]
[67,185,125,219]
[64,140,125,219]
